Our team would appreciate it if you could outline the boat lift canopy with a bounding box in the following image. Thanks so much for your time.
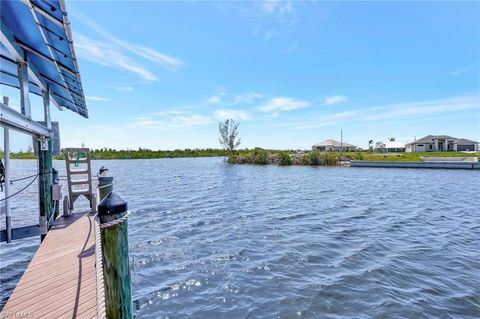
[1,0,88,118]
[1,0,88,243]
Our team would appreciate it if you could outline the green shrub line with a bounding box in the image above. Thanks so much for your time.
[2,149,478,164]
[1,148,232,160]
[227,149,480,166]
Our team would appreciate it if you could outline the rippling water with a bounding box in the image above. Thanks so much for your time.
[1,158,479,318]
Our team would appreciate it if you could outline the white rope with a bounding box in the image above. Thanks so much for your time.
[93,214,107,319]
[97,181,115,189]
[98,210,131,229]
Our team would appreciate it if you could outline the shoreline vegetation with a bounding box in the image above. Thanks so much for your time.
[2,148,478,164]
[227,149,480,166]
[1,148,230,160]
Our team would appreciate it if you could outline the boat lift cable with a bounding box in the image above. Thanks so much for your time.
[9,173,40,183]
[0,159,4,190]
[0,174,38,202]
[2,171,53,185]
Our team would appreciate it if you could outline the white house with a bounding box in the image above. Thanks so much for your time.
[406,135,479,152]
[312,139,357,152]
[375,141,406,153]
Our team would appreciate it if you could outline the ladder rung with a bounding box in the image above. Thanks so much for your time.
[68,169,89,174]
[69,179,90,185]
[71,189,91,194]
[66,158,89,163]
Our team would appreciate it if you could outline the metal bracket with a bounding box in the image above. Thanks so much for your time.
[52,184,62,201]
[0,224,46,242]
[0,102,51,137]
[39,215,48,234]
[39,136,48,150]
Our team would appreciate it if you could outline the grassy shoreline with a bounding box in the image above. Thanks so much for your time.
[228,149,480,166]
[2,148,478,163]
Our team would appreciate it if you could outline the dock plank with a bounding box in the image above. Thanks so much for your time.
[1,212,98,318]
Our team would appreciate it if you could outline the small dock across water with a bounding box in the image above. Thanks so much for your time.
[350,160,480,169]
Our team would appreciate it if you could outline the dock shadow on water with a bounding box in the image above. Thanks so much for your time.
[1,158,480,318]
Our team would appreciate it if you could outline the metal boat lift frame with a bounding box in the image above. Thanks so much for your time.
[0,0,87,242]
[1,72,53,243]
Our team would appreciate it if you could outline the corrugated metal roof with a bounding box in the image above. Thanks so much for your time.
[0,0,88,118]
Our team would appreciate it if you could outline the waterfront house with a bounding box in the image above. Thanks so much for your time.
[406,135,479,152]
[312,140,357,152]
[375,141,406,153]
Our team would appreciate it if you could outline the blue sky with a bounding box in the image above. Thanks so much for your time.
[4,0,480,151]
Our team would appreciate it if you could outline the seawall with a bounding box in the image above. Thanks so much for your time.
[350,161,480,170]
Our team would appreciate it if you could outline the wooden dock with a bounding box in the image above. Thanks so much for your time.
[1,212,99,318]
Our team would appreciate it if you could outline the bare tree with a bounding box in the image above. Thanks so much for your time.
[218,119,241,155]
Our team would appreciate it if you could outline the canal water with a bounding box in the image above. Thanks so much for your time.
[1,158,479,318]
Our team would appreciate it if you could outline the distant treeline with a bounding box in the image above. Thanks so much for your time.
[1,148,272,160]
[2,148,477,162]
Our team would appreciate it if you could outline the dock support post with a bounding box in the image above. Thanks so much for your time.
[3,96,12,243]
[39,89,53,240]
[97,171,133,318]
[38,139,53,238]
[52,168,60,219]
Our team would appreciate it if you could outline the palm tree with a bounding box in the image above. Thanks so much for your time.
[368,139,373,150]
[388,137,396,142]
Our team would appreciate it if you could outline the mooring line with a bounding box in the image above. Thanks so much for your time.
[94,214,107,319]
[98,210,131,229]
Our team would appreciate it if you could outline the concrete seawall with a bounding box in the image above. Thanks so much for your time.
[350,161,480,170]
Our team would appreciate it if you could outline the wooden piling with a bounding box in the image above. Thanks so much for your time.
[38,139,53,240]
[97,172,133,318]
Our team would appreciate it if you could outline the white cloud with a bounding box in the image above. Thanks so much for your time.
[175,115,213,127]
[257,0,297,39]
[131,113,213,130]
[114,86,134,91]
[73,11,183,71]
[216,1,297,40]
[260,0,294,16]
[288,111,357,130]
[75,33,157,81]
[86,96,110,101]
[258,97,310,112]
[362,95,479,121]
[231,92,263,105]
[208,96,222,104]
[450,64,474,76]
[285,95,479,130]
[207,89,262,106]
[324,95,347,105]
[215,109,252,120]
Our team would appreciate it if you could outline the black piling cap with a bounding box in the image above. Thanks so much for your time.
[98,192,128,216]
